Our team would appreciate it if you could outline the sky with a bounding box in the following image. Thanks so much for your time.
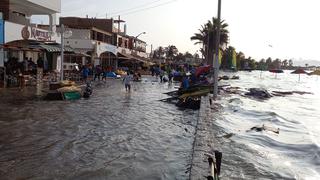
[33,0,320,64]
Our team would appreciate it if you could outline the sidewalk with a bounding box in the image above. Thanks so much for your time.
[189,96,222,180]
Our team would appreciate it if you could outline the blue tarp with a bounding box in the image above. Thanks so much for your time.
[106,72,117,78]
[0,19,4,45]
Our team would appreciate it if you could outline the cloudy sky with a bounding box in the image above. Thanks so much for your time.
[34,0,320,63]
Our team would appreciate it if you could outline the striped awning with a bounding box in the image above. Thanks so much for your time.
[39,44,74,53]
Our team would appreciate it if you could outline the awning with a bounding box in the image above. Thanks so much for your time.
[118,52,135,60]
[39,44,74,53]
[1,44,41,51]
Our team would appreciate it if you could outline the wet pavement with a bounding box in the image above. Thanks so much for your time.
[0,77,199,180]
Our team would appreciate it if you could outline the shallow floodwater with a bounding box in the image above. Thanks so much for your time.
[0,78,198,179]
[0,72,319,180]
[215,70,320,179]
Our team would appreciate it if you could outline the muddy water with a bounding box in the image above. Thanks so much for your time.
[0,78,198,179]
[215,70,320,179]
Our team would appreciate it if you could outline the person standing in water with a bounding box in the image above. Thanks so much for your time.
[123,72,133,91]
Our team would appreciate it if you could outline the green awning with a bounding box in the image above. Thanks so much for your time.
[39,44,74,53]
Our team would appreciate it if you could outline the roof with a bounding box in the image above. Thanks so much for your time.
[3,39,74,53]
[38,44,74,53]
[60,17,114,33]
[118,52,152,64]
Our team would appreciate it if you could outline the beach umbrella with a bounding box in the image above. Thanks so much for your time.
[269,69,284,78]
[291,68,307,81]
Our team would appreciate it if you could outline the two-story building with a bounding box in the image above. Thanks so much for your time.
[60,17,150,70]
[60,17,118,69]
[0,0,65,87]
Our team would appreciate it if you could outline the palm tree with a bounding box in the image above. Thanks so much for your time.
[236,51,245,69]
[289,59,294,68]
[191,17,229,65]
[221,46,235,69]
[153,46,165,59]
[282,59,288,69]
[165,45,178,61]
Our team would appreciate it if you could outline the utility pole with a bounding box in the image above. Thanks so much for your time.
[213,0,222,99]
[60,24,65,81]
[116,15,120,70]
[114,16,125,70]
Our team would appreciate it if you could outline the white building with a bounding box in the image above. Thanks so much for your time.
[0,0,63,87]
[2,0,60,44]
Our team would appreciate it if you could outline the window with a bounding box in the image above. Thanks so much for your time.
[118,37,122,47]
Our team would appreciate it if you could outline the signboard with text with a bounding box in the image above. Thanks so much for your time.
[31,27,51,41]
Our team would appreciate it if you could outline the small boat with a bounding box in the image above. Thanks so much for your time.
[45,90,82,101]
[179,89,210,99]
[269,69,284,73]
[63,91,82,100]
[45,81,88,101]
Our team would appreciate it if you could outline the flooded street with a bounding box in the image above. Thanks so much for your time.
[0,77,198,179]
[1,73,320,180]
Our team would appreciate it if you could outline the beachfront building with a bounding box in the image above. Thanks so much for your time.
[59,17,117,69]
[0,0,64,87]
[60,17,150,70]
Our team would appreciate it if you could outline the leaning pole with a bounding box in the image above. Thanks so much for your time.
[213,0,222,99]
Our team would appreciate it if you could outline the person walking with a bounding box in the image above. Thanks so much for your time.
[159,69,164,83]
[94,65,102,81]
[82,66,89,83]
[123,72,133,91]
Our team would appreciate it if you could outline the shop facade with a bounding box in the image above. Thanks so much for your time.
[0,0,62,87]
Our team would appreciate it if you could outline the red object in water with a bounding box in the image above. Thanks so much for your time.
[195,65,211,77]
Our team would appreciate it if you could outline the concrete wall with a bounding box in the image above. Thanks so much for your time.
[68,28,91,40]
[27,0,61,13]
[8,11,29,25]
[65,39,94,51]
[4,21,27,43]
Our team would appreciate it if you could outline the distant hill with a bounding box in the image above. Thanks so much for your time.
[293,59,320,67]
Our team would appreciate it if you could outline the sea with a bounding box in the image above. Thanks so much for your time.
[214,70,320,179]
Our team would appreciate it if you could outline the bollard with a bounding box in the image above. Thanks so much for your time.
[207,151,222,180]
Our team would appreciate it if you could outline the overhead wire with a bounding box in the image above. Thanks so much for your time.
[111,0,179,18]
[108,0,163,16]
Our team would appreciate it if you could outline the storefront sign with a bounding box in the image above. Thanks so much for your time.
[31,27,51,41]
[0,19,4,45]
[21,26,30,40]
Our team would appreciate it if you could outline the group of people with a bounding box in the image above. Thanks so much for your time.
[80,65,141,92]
[150,64,210,91]
[4,56,45,88]
[80,63,211,93]
[81,65,114,82]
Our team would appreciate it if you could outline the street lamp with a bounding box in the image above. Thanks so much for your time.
[59,24,72,81]
[134,32,146,50]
